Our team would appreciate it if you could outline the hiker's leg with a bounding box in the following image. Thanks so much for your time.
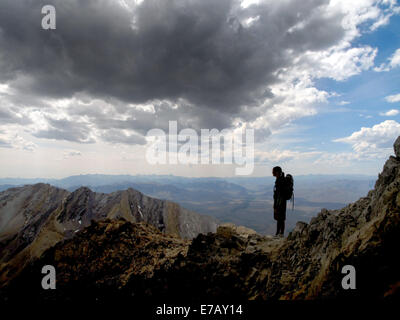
[280,220,285,235]
[277,220,283,235]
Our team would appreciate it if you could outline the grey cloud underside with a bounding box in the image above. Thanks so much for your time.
[70,99,235,136]
[0,138,12,148]
[0,0,345,143]
[101,128,147,145]
[32,118,95,144]
[0,106,30,125]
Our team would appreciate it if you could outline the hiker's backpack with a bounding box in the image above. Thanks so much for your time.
[284,174,294,201]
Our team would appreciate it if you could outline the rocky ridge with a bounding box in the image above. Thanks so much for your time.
[2,137,400,301]
[0,185,217,286]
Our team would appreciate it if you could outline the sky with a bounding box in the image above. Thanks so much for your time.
[0,0,400,178]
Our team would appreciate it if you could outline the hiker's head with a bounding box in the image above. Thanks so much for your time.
[272,166,282,177]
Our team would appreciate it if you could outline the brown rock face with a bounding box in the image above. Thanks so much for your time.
[51,219,188,287]
[2,219,189,301]
[2,137,400,302]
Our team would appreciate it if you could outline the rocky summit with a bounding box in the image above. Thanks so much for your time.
[1,138,400,301]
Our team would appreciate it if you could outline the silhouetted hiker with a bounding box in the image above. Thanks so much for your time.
[272,166,286,237]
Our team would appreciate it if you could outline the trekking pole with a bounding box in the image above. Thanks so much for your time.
[292,193,294,211]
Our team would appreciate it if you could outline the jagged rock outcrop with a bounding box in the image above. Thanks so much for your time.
[2,137,400,301]
[0,185,217,286]
[143,138,400,300]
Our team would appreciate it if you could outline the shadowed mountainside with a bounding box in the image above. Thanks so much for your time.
[0,185,217,287]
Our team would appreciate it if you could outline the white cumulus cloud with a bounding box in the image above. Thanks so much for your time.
[334,120,400,154]
[374,48,400,72]
[385,93,400,103]
[379,109,399,116]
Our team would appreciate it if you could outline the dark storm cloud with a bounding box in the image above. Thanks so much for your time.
[0,0,346,142]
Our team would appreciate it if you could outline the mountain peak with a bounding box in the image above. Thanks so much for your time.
[72,186,93,193]
[0,182,218,287]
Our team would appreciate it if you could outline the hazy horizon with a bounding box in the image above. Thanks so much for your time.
[0,171,378,181]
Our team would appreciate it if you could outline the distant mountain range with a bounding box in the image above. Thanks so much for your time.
[0,174,375,235]
[0,173,375,190]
